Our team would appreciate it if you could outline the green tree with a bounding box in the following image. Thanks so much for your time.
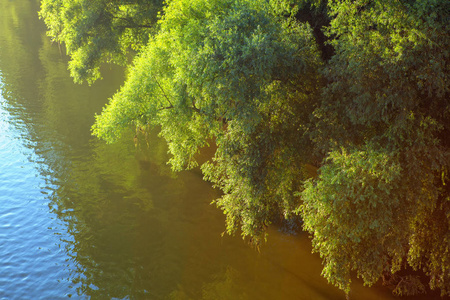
[302,0,450,296]
[92,0,322,242]
[40,0,450,297]
[39,0,163,84]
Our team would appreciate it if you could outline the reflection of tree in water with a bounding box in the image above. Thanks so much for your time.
[0,3,226,296]
[170,266,248,300]
[28,18,203,297]
[201,267,248,300]
[46,130,186,299]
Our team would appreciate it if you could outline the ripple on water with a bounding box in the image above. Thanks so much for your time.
[0,110,77,299]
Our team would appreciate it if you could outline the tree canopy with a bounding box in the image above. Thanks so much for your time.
[39,0,163,83]
[40,0,450,297]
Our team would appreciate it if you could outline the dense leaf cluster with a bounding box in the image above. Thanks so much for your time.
[39,0,163,83]
[40,0,449,297]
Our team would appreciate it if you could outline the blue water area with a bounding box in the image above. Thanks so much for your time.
[0,94,76,299]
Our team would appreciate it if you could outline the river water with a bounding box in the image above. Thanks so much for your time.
[0,1,414,299]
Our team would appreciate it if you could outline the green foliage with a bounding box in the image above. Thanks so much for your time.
[93,0,322,242]
[303,0,450,296]
[41,0,450,297]
[302,145,404,292]
[39,0,163,84]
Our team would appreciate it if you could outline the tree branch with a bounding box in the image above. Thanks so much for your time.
[153,76,174,108]
[158,106,174,111]
[192,100,201,113]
